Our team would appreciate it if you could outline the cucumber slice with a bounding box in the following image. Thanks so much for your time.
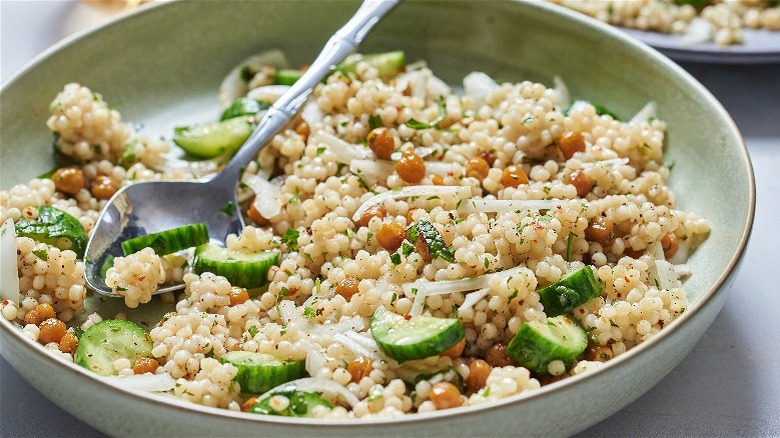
[339,51,406,82]
[121,223,209,256]
[15,205,88,258]
[506,315,587,374]
[248,390,332,417]
[370,307,464,363]
[192,244,279,288]
[173,115,255,159]
[74,319,153,376]
[536,266,602,317]
[274,69,304,86]
[220,351,307,395]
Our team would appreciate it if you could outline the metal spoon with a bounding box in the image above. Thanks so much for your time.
[84,0,399,297]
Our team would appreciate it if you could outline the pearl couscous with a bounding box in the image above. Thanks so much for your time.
[0,51,709,419]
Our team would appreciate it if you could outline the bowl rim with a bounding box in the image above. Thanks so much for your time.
[0,0,756,430]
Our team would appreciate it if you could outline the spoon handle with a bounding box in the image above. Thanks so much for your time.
[218,0,400,184]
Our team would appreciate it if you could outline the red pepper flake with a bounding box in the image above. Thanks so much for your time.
[137,275,146,281]
[403,314,412,320]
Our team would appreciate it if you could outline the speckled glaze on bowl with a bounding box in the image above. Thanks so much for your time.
[0,1,754,436]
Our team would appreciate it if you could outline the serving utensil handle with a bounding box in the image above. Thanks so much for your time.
[217,0,400,185]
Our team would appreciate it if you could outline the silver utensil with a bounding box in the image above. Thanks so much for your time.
[84,0,399,297]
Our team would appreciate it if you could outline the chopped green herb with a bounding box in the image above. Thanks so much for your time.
[32,249,48,261]
[390,252,402,265]
[248,326,259,337]
[401,241,415,257]
[303,307,317,319]
[289,190,302,204]
[406,220,455,263]
[219,201,236,216]
[521,115,535,125]
[277,287,290,302]
[368,114,383,130]
[281,228,300,252]
[507,289,519,304]
[405,96,446,129]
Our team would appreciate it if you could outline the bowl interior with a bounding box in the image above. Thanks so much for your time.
[0,0,752,434]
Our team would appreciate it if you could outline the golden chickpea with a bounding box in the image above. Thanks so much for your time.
[584,216,613,244]
[38,318,67,344]
[441,338,466,358]
[23,309,43,326]
[565,169,593,197]
[375,222,407,252]
[59,332,79,354]
[430,174,445,186]
[484,343,513,367]
[230,341,245,352]
[366,127,394,160]
[465,359,491,393]
[661,233,679,259]
[347,356,373,384]
[295,122,310,141]
[241,397,258,412]
[34,303,56,321]
[396,151,426,183]
[355,205,386,228]
[500,165,529,188]
[133,357,160,375]
[466,157,490,180]
[90,175,118,200]
[51,167,84,196]
[429,382,463,409]
[229,287,250,306]
[335,276,360,301]
[556,131,586,160]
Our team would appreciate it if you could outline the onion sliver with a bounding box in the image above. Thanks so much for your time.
[0,219,19,303]
[352,185,470,222]
[459,288,490,312]
[102,373,177,392]
[458,199,562,214]
[310,131,371,163]
[630,101,657,124]
[257,377,360,408]
[241,173,282,219]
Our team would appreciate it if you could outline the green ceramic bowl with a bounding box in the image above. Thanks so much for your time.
[0,1,754,436]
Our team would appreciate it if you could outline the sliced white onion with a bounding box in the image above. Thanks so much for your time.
[629,101,657,124]
[219,50,289,107]
[674,263,692,279]
[458,199,562,214]
[668,238,691,265]
[655,259,680,290]
[310,131,372,164]
[352,185,470,222]
[350,159,395,180]
[309,315,365,336]
[246,85,292,104]
[0,219,19,303]
[301,100,324,127]
[101,373,177,392]
[463,72,499,104]
[333,331,380,360]
[395,68,450,100]
[409,287,427,317]
[458,288,490,312]
[680,17,714,45]
[580,158,630,168]
[553,76,570,108]
[257,377,360,408]
[403,265,527,301]
[241,173,281,219]
[305,348,326,377]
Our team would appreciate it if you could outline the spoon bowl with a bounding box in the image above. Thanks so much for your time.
[83,0,400,297]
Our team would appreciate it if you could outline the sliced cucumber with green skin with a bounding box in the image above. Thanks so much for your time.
[220,97,271,121]
[15,205,88,258]
[74,319,153,376]
[339,51,406,82]
[193,244,279,288]
[506,315,588,374]
[536,266,602,317]
[248,390,332,417]
[173,115,255,159]
[274,69,304,86]
[121,223,209,256]
[220,351,307,395]
[370,307,464,363]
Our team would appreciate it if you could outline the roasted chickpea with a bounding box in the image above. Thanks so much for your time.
[335,276,360,300]
[484,343,513,367]
[355,205,386,228]
[241,397,258,412]
[34,303,56,321]
[247,201,271,226]
[51,167,84,196]
[59,332,79,354]
[661,233,679,259]
[441,338,466,358]
[466,157,490,180]
[295,122,310,141]
[38,318,67,344]
[556,131,586,159]
[375,222,407,252]
[229,287,250,306]
[91,175,118,200]
[565,169,593,197]
[366,127,394,160]
[23,309,43,326]
[347,356,373,383]
[133,357,160,375]
[500,165,529,188]
[584,216,613,244]
[396,151,426,183]
[465,359,491,393]
[429,382,463,409]
[431,174,445,186]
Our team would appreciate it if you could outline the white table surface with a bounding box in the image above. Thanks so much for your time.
[1,2,778,436]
